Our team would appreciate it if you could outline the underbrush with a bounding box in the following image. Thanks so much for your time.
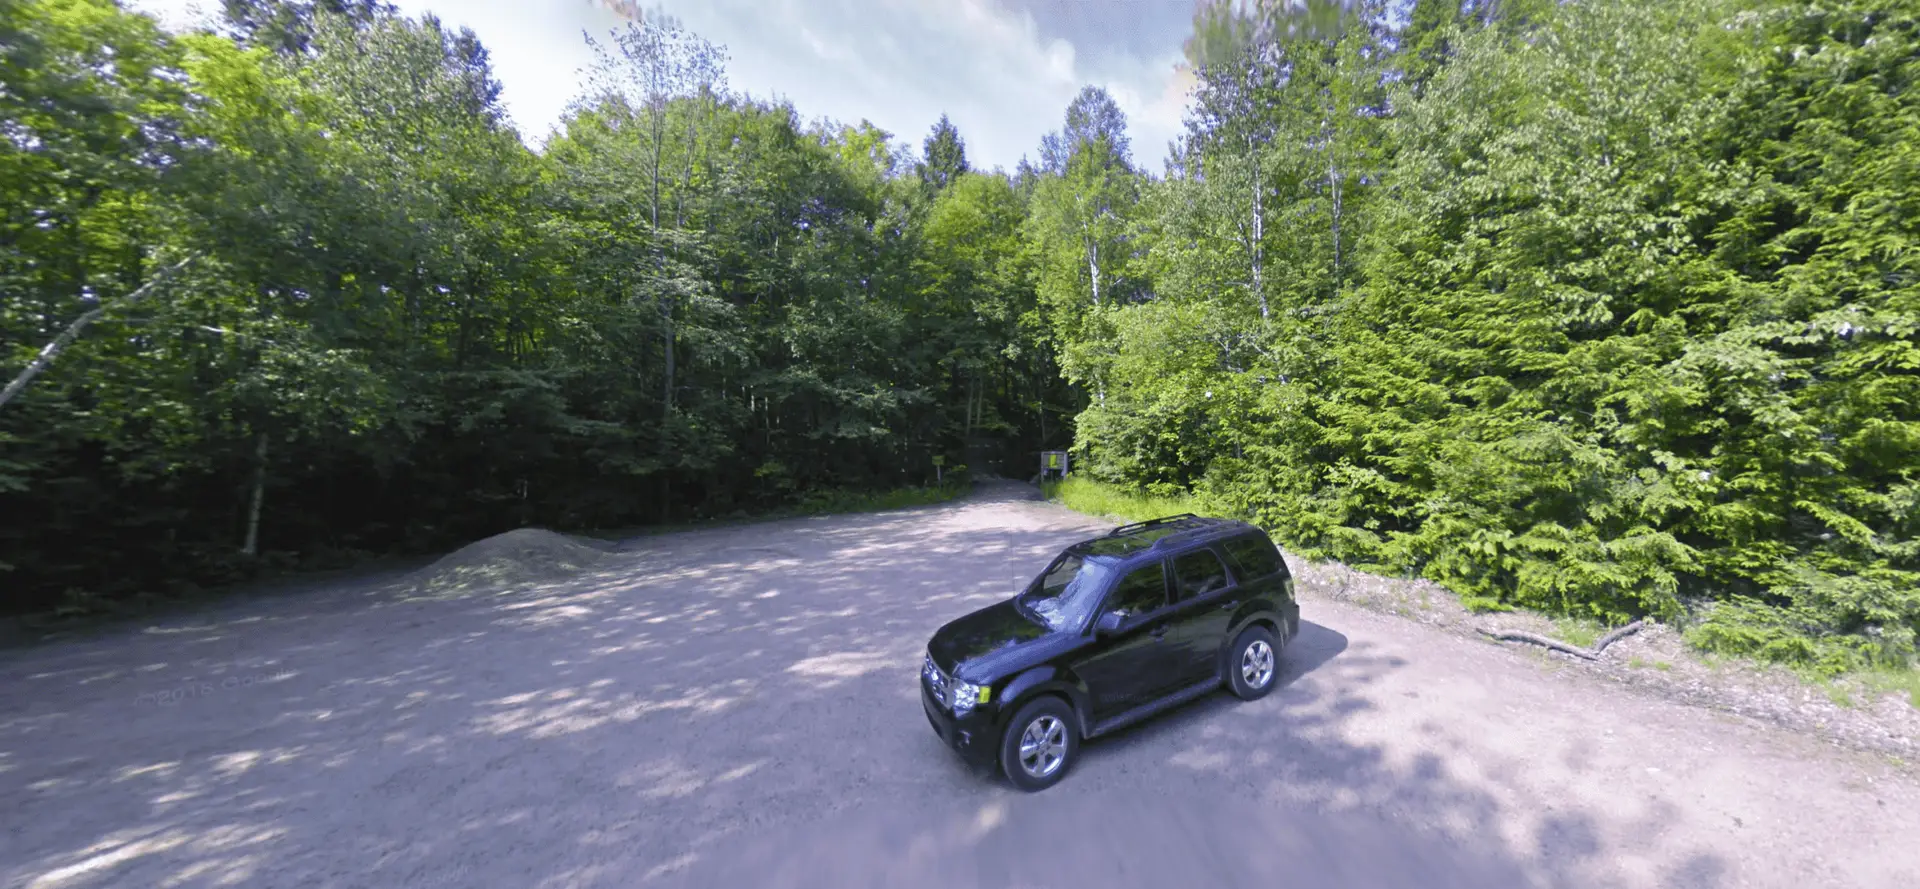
[1860,668,1920,709]
[1040,475,1201,523]
[14,480,972,629]
[1041,475,1919,709]
[1683,594,1919,678]
[791,480,972,515]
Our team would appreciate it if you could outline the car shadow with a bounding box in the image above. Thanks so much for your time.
[1057,619,1349,768]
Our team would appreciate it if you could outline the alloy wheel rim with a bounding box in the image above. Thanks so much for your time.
[1242,639,1275,688]
[1018,715,1067,778]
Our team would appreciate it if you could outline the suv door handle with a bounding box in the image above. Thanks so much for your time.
[1149,625,1168,640]
[1218,600,1239,611]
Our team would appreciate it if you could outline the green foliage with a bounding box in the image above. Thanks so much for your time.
[1858,668,1920,710]
[916,114,968,197]
[1069,0,1920,668]
[1041,476,1203,525]
[0,0,1065,612]
[793,481,969,517]
[5,0,1915,678]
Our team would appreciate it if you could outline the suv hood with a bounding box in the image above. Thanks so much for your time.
[928,599,1052,679]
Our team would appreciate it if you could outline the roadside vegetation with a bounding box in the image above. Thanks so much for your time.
[1069,0,1918,678]
[1040,477,1200,526]
[1044,474,1920,712]
[2,0,1914,679]
[0,0,1066,615]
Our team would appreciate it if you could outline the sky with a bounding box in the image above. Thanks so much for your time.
[127,0,1204,174]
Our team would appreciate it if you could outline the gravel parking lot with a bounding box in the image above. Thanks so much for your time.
[3,482,1916,889]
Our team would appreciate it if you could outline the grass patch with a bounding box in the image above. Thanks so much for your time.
[1040,476,1201,524]
[1856,667,1920,709]
[1550,616,1605,649]
[792,482,970,515]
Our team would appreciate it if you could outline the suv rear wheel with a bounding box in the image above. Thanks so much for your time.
[1226,626,1279,701]
[999,696,1077,792]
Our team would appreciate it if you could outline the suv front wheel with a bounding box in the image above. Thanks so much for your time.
[999,696,1078,792]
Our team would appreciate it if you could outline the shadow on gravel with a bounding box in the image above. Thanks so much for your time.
[0,485,1729,889]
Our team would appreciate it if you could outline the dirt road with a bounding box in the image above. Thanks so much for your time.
[3,482,1916,889]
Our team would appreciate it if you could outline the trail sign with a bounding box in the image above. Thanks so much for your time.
[1040,451,1069,480]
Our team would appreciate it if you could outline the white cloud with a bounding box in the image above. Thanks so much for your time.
[124,0,1192,172]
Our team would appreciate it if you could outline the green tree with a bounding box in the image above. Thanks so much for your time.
[917,113,969,197]
[220,0,393,54]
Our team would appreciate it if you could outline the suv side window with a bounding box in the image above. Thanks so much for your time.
[1171,549,1231,601]
[1102,562,1168,621]
[1222,535,1284,581]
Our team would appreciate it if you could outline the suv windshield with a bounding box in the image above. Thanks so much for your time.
[1015,552,1118,632]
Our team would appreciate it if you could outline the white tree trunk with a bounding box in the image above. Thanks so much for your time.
[242,432,267,558]
[1251,151,1268,320]
[1330,161,1343,288]
[0,256,195,413]
[1087,239,1102,307]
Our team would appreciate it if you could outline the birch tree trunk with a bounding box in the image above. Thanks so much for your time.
[241,432,268,558]
[1083,231,1102,307]
[647,93,674,416]
[1250,150,1268,320]
[0,256,195,413]
[1330,138,1343,289]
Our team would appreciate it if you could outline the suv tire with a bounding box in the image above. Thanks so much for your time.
[999,696,1078,792]
[1225,626,1280,701]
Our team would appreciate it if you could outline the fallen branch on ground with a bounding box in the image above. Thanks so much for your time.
[1476,619,1646,661]
[1591,620,1646,655]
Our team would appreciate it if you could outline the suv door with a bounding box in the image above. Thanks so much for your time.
[1221,534,1292,607]
[1070,560,1177,719]
[1165,547,1238,682]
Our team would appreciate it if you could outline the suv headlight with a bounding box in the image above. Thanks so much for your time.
[950,680,988,715]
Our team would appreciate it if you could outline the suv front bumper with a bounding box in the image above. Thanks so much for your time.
[921,683,999,767]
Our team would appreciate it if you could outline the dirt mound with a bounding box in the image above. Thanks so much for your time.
[395,528,618,597]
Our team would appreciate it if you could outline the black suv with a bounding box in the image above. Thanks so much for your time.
[920,514,1299,791]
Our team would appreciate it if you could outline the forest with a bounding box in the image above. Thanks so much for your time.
[1,0,1914,673]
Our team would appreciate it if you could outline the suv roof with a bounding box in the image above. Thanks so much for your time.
[1067,513,1253,560]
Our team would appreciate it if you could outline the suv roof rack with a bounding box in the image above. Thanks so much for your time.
[1106,514,1204,537]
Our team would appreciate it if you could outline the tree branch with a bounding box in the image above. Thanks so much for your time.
[1475,628,1599,660]
[1592,619,1646,654]
[0,255,197,413]
[1476,619,1647,661]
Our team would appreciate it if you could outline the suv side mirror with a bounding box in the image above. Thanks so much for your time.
[1093,611,1125,637]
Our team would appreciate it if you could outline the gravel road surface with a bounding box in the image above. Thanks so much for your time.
[4,481,1916,889]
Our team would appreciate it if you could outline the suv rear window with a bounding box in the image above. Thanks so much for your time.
[1171,549,1231,601]
[1222,535,1283,581]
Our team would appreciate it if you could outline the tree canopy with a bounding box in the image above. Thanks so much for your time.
[2,0,1915,673]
